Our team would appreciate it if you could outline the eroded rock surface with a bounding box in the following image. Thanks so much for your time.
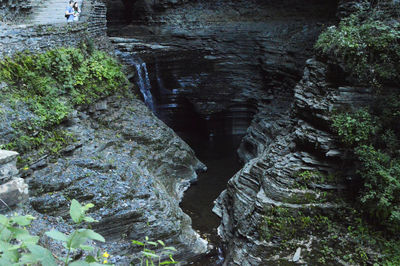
[0,90,208,263]
[214,57,376,264]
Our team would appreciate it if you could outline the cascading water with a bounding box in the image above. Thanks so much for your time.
[134,61,155,111]
[115,50,155,111]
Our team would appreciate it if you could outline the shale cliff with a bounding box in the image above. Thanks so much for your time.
[107,0,337,137]
[214,0,400,264]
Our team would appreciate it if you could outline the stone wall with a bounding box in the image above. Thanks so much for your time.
[0,0,33,22]
[0,0,107,58]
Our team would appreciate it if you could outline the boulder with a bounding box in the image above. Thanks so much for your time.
[0,150,19,184]
[0,177,28,210]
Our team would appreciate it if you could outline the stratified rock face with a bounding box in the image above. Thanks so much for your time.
[212,1,385,262]
[0,91,207,263]
[108,0,338,118]
[214,57,374,264]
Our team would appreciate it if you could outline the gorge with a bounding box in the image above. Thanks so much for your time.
[1,0,400,265]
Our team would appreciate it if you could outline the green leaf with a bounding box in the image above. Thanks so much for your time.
[0,215,9,226]
[0,241,19,262]
[85,255,97,263]
[160,261,178,265]
[82,203,94,212]
[147,241,158,246]
[132,240,144,246]
[142,251,159,258]
[163,247,177,252]
[69,231,88,249]
[69,260,90,266]
[157,240,165,247]
[83,216,97,223]
[26,244,57,266]
[11,215,35,226]
[19,253,39,264]
[70,199,83,223]
[45,229,68,242]
[0,227,11,241]
[21,235,40,245]
[8,227,35,242]
[80,229,105,242]
[80,244,95,251]
[0,257,14,265]
[8,243,22,251]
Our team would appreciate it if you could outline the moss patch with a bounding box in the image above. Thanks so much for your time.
[0,44,129,166]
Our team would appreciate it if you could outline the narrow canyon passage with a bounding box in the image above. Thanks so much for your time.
[118,50,253,264]
[107,0,338,264]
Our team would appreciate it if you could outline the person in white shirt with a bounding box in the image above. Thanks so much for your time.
[73,2,81,21]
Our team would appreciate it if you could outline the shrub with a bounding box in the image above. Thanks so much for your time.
[332,109,377,146]
[332,103,400,232]
[315,11,400,86]
[355,145,400,231]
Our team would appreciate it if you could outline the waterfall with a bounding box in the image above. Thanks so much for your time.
[134,61,155,111]
[115,50,155,111]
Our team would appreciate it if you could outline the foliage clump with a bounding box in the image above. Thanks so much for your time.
[332,109,377,147]
[0,44,128,164]
[0,199,109,265]
[315,10,400,86]
[332,99,400,232]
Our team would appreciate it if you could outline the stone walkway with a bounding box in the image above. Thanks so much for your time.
[28,0,83,24]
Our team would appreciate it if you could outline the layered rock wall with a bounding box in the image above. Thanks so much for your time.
[214,57,376,264]
[213,1,389,264]
[108,0,338,121]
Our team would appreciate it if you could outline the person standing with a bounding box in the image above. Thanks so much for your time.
[73,2,81,21]
[65,0,75,22]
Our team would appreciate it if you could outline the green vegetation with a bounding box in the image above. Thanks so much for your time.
[315,9,400,86]
[332,100,400,232]
[314,0,400,243]
[0,199,110,265]
[0,44,128,166]
[331,109,377,146]
[260,206,331,243]
[132,237,178,265]
[0,200,179,265]
[261,206,400,265]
